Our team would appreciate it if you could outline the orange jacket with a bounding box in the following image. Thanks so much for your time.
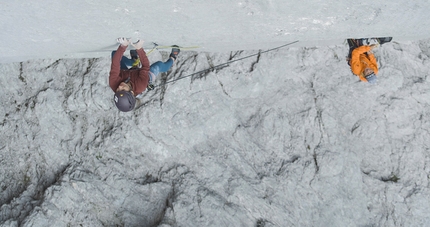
[350,46,378,82]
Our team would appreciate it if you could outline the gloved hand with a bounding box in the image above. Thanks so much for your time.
[132,39,144,50]
[117,37,130,47]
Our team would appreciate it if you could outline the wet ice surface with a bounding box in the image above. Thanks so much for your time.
[1,1,430,63]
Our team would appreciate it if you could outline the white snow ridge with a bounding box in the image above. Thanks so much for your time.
[1,1,430,227]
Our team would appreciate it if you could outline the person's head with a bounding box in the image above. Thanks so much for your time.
[364,68,377,84]
[114,82,136,112]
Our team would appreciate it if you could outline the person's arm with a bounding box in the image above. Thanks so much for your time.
[130,40,150,73]
[109,45,127,91]
[136,48,150,72]
[128,40,150,94]
[132,48,150,94]
[350,45,371,76]
[367,53,379,75]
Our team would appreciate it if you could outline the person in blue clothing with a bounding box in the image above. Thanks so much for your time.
[111,39,180,91]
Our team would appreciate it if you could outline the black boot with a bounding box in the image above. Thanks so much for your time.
[169,45,180,60]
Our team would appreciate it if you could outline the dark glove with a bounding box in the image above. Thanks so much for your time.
[147,84,155,91]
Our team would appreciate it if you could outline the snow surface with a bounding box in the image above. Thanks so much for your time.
[1,1,430,226]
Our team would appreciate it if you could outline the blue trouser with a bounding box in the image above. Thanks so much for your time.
[111,51,174,83]
[148,60,174,83]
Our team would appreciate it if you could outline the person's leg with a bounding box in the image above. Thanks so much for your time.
[112,51,134,70]
[148,59,174,83]
[153,59,174,73]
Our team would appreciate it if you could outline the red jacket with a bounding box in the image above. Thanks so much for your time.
[350,45,378,82]
[109,45,150,95]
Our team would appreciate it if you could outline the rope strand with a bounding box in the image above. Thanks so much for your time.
[155,40,299,87]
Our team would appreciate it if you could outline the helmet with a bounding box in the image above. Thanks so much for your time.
[114,91,136,112]
[365,73,377,84]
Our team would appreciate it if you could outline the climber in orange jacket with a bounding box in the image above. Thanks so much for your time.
[349,44,379,84]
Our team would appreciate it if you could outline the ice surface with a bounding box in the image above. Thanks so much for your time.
[1,1,430,227]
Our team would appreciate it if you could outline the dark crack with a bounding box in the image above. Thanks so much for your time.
[276,155,300,176]
[309,80,325,174]
[256,218,274,227]
[18,62,26,84]
[135,173,162,185]
[13,87,49,114]
[351,121,361,134]
[362,170,400,184]
[313,151,320,173]
[152,164,194,226]
[249,51,261,72]
[217,77,230,97]
[380,174,400,183]
[0,164,71,225]
[229,50,243,60]
[83,58,97,77]
[44,59,61,70]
